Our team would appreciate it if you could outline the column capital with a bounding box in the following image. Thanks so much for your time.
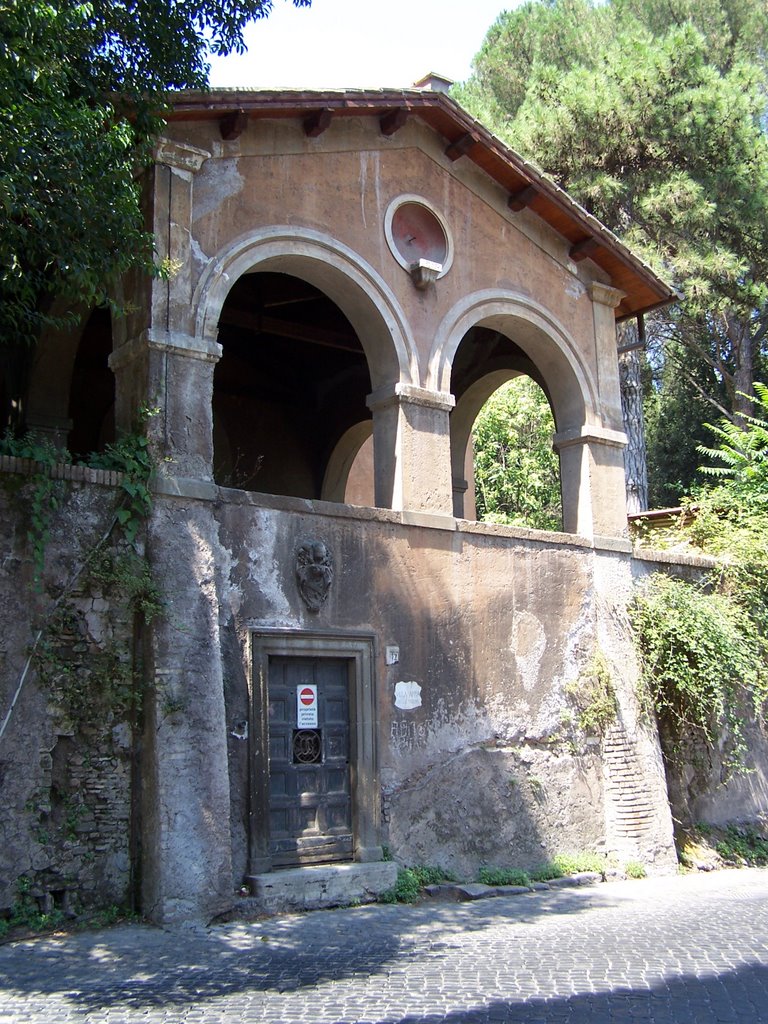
[109,330,222,371]
[366,382,455,413]
[553,425,627,451]
[589,282,626,309]
[154,138,211,176]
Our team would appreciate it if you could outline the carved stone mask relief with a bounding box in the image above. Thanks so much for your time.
[296,539,333,612]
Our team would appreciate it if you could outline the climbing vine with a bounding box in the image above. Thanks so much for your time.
[630,573,767,773]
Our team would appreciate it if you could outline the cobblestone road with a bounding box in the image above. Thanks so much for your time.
[2,868,768,1023]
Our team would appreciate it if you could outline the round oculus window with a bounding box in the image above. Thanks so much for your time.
[384,197,453,277]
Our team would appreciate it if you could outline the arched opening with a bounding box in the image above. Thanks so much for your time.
[67,307,115,458]
[20,304,114,456]
[450,326,561,529]
[471,377,560,530]
[213,272,373,500]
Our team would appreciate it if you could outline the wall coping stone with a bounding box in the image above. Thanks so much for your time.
[632,547,719,569]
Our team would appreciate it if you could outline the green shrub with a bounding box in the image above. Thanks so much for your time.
[378,865,454,904]
[715,825,768,865]
[478,867,531,887]
[530,853,605,881]
[625,860,646,879]
[631,573,767,771]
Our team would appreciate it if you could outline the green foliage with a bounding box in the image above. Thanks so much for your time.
[1,415,162,731]
[472,377,561,530]
[0,877,64,936]
[631,573,767,768]
[566,650,618,734]
[715,825,768,866]
[0,432,72,586]
[698,382,768,500]
[632,383,768,772]
[531,852,605,880]
[87,405,159,547]
[625,860,647,879]
[378,865,454,904]
[0,0,310,350]
[477,867,531,887]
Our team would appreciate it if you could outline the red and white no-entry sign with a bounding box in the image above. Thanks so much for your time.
[296,684,318,727]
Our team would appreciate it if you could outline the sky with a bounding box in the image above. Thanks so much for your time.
[208,0,515,91]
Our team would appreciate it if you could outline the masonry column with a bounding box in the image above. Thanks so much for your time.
[554,283,631,539]
[110,139,234,924]
[366,383,455,515]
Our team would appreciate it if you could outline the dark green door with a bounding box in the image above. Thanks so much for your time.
[267,656,352,866]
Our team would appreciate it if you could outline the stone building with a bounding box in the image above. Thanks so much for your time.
[3,84,718,924]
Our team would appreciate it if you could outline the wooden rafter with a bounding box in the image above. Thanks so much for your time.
[380,107,409,137]
[304,108,333,138]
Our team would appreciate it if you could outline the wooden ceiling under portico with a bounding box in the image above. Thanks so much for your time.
[166,88,678,321]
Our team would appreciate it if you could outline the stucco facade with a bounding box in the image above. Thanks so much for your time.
[4,87,698,924]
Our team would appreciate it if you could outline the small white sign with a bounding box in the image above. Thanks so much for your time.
[296,684,318,728]
[386,645,400,666]
[394,681,422,710]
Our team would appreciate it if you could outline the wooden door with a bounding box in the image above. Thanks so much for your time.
[267,656,352,866]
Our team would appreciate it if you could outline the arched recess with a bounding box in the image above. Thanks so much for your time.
[25,303,114,455]
[321,421,374,505]
[193,227,417,391]
[429,291,598,430]
[212,271,375,499]
[434,292,600,532]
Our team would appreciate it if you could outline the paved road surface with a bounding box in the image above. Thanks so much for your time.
[2,868,768,1023]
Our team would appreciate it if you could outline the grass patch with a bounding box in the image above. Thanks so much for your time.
[530,852,605,881]
[676,821,768,870]
[477,867,531,887]
[378,865,455,904]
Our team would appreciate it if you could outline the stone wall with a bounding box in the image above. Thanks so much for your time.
[0,460,136,918]
[4,462,768,923]
[200,484,677,885]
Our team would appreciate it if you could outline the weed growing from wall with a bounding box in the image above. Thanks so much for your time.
[566,649,618,736]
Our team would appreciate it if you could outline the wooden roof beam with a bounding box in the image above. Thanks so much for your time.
[304,108,333,138]
[507,184,538,212]
[219,109,248,141]
[380,107,409,137]
[445,133,479,161]
[569,237,601,262]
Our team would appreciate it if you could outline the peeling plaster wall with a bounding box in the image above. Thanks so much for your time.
[212,491,678,882]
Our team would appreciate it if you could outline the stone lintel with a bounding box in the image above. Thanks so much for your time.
[109,330,222,371]
[590,282,626,309]
[553,425,627,451]
[366,383,455,413]
[153,138,211,175]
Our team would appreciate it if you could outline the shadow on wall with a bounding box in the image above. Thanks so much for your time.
[363,526,604,879]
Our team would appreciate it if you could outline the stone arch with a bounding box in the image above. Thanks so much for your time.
[25,301,115,453]
[428,290,598,433]
[432,291,605,535]
[192,226,417,391]
[321,421,374,505]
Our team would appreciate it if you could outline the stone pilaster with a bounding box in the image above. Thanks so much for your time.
[554,425,628,538]
[367,383,455,515]
[589,283,626,433]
